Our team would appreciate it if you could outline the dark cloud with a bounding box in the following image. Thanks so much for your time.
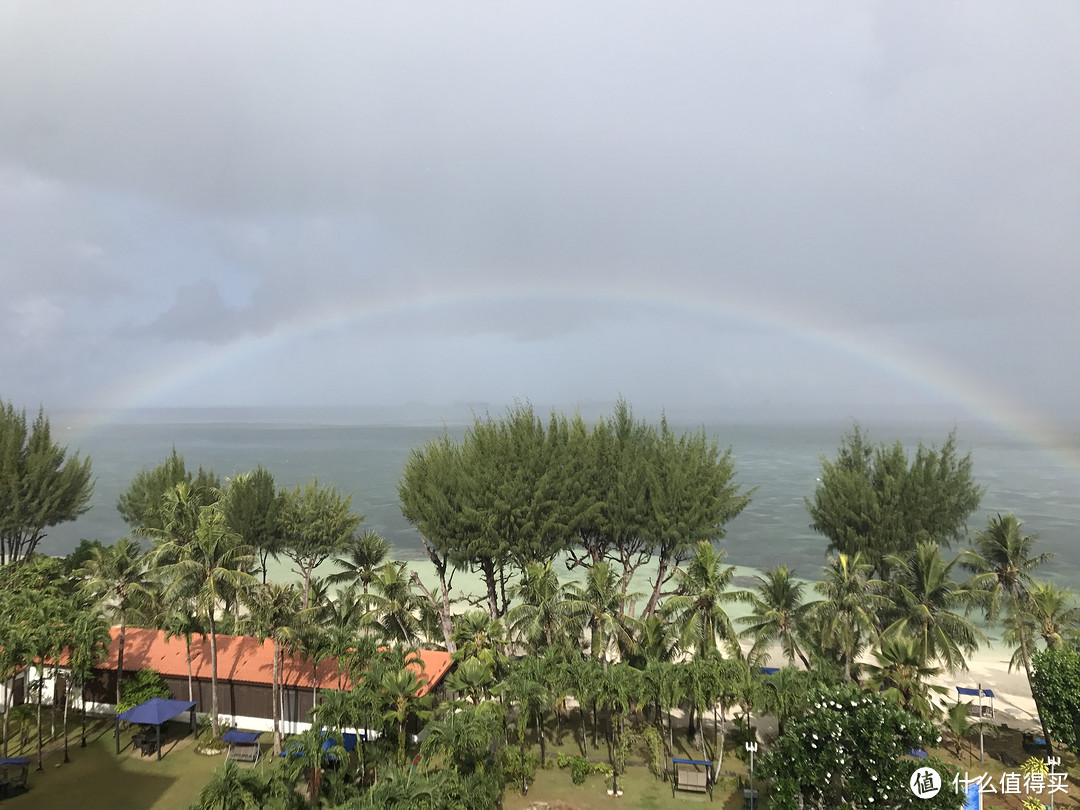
[0,2,1077,423]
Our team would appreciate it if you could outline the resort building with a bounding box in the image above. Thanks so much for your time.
[4,628,453,735]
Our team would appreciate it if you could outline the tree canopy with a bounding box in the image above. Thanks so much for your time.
[399,400,750,619]
[116,446,219,530]
[0,400,94,565]
[806,426,982,576]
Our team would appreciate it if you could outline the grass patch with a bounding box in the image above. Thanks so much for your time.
[2,719,228,810]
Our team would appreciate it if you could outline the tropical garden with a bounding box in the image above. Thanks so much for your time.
[2,397,1079,808]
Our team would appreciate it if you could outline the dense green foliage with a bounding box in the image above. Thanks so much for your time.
[807,426,982,576]
[0,400,94,564]
[117,668,171,713]
[1031,647,1080,751]
[3,401,1073,808]
[399,400,750,621]
[116,447,219,530]
[761,684,963,810]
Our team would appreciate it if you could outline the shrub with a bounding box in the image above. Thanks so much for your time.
[571,755,591,785]
[117,669,171,713]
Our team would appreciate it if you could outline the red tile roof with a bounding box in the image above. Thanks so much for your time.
[95,628,452,697]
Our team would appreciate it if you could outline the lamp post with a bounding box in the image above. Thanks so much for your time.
[746,741,758,809]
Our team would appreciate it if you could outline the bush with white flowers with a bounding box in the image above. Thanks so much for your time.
[761,684,964,809]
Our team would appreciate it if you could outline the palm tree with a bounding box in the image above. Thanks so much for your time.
[864,635,947,722]
[381,666,434,769]
[282,726,346,807]
[77,537,153,718]
[963,513,1054,750]
[759,666,817,737]
[1005,581,1080,660]
[881,542,985,671]
[0,599,32,757]
[192,759,266,810]
[941,700,996,762]
[663,542,739,657]
[161,598,202,703]
[154,504,255,736]
[363,562,422,644]
[240,582,302,755]
[504,659,549,793]
[806,552,889,681]
[506,561,571,654]
[451,611,509,675]
[565,561,642,663]
[66,609,110,752]
[444,658,497,707]
[329,530,392,594]
[420,704,500,776]
[738,565,812,667]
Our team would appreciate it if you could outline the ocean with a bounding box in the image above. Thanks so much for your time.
[42,412,1080,587]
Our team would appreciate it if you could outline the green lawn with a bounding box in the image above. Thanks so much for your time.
[3,720,230,810]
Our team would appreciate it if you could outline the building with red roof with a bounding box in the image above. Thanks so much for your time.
[23,627,453,735]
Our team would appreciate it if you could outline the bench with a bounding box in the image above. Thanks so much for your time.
[674,767,710,795]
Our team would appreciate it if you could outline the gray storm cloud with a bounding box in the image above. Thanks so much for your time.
[1,2,1077,423]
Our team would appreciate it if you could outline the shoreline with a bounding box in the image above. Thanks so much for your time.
[262,550,1039,726]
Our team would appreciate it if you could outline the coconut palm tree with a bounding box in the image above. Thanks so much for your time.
[77,536,153,717]
[363,562,422,644]
[1005,580,1080,659]
[963,513,1054,750]
[738,565,812,667]
[154,505,255,736]
[864,635,947,722]
[663,541,739,657]
[329,530,392,594]
[161,598,202,703]
[806,552,889,681]
[881,542,985,671]
[506,561,571,654]
[566,561,642,663]
[66,608,110,751]
[240,582,302,755]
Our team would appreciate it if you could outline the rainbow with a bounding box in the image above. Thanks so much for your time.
[73,282,1076,465]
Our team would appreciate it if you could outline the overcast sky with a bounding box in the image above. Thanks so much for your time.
[2,3,1078,429]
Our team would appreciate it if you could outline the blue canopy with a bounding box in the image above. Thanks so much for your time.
[223,730,263,744]
[0,758,29,767]
[759,667,780,675]
[324,733,358,753]
[956,687,995,698]
[672,758,713,767]
[118,698,197,726]
[909,749,928,759]
[281,731,359,757]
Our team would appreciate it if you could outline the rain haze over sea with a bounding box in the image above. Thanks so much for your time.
[46,407,1080,585]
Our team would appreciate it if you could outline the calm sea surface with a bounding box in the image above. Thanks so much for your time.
[44,415,1080,586]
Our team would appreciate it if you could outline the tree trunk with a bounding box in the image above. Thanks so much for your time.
[1017,607,1054,755]
[186,638,193,702]
[272,639,282,755]
[3,676,11,757]
[36,666,43,771]
[63,674,70,764]
[643,556,671,619]
[116,613,126,710]
[81,686,87,748]
[537,708,546,764]
[208,612,220,737]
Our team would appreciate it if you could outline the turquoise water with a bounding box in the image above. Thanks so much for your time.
[44,413,1080,586]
